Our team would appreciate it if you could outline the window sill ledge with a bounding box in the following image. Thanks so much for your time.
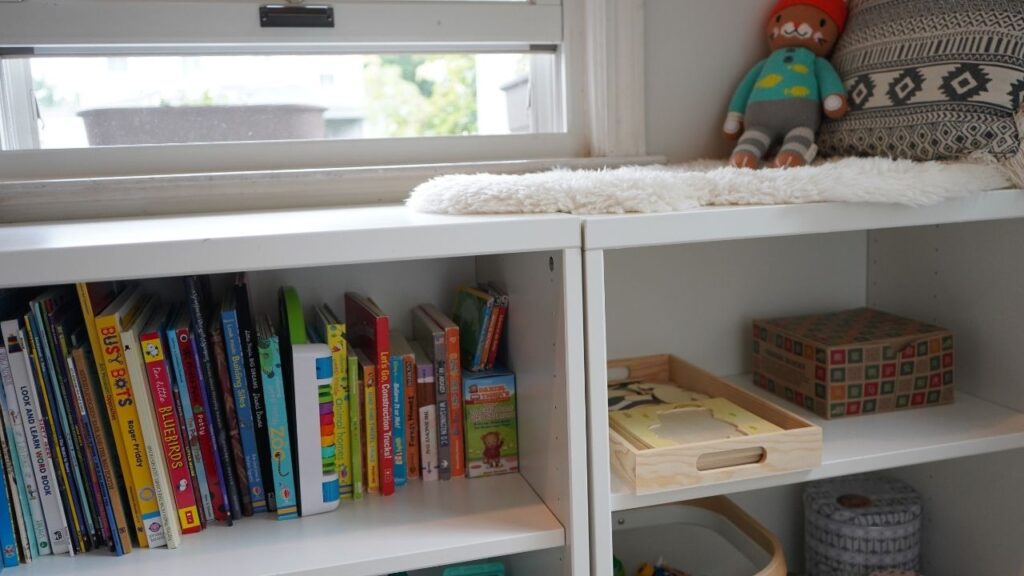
[0,156,663,224]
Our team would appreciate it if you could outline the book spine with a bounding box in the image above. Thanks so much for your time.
[0,322,49,556]
[169,378,205,528]
[417,365,438,482]
[325,325,352,500]
[123,328,174,549]
[184,277,239,523]
[258,334,297,520]
[390,354,405,487]
[475,300,495,371]
[179,329,227,523]
[12,326,70,554]
[95,312,161,548]
[166,326,213,525]
[486,298,508,370]
[433,333,450,481]
[75,284,145,546]
[375,320,393,496]
[362,364,378,494]
[444,326,465,478]
[211,324,252,517]
[221,310,265,513]
[0,346,35,560]
[0,453,19,566]
[139,331,202,534]
[72,348,131,556]
[236,293,274,514]
[346,355,362,500]
[403,353,418,480]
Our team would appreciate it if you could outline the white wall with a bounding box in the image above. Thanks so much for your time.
[644,0,774,162]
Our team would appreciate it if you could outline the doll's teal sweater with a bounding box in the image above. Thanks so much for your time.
[728,46,845,114]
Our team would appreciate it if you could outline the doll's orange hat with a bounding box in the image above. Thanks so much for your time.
[771,0,849,33]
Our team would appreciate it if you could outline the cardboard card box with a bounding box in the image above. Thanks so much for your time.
[752,308,954,419]
[463,369,518,478]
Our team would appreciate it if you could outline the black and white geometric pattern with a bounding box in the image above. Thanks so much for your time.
[820,0,1024,161]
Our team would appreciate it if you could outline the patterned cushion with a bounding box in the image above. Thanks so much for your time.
[819,0,1024,161]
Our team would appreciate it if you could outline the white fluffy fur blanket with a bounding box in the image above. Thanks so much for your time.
[407,158,1013,215]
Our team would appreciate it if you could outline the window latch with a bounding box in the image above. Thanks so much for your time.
[260,4,335,28]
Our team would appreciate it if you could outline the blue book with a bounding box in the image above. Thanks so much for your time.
[390,352,406,486]
[256,317,297,520]
[0,453,18,566]
[220,293,266,513]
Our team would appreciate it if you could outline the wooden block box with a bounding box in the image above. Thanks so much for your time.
[608,354,822,495]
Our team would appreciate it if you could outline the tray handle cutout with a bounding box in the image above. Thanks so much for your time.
[696,446,767,471]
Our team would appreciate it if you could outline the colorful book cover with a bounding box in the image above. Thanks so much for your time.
[421,304,464,478]
[95,286,165,547]
[484,285,509,371]
[165,307,215,526]
[452,288,493,371]
[233,276,275,514]
[344,293,393,496]
[354,350,378,494]
[220,290,266,513]
[0,320,49,556]
[76,281,142,547]
[256,317,297,520]
[312,305,352,500]
[412,306,449,480]
[463,370,519,478]
[0,334,37,560]
[0,447,19,566]
[346,351,362,500]
[392,334,419,480]
[140,307,202,535]
[70,344,131,556]
[184,276,240,524]
[121,299,177,549]
[389,349,406,486]
[410,342,438,482]
[210,321,252,517]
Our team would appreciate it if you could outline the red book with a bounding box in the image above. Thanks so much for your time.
[345,293,394,496]
[140,309,202,534]
[171,311,230,522]
[421,304,464,478]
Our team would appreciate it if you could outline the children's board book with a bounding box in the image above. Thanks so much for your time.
[608,397,783,450]
[344,292,394,496]
[346,351,363,500]
[463,370,518,479]
[451,287,493,372]
[256,316,298,520]
[140,305,202,535]
[121,298,176,549]
[312,305,353,499]
[184,276,240,524]
[411,306,448,480]
[410,342,438,482]
[280,287,339,517]
[392,333,419,480]
[355,349,378,494]
[420,303,464,478]
[211,319,253,517]
[388,333,406,486]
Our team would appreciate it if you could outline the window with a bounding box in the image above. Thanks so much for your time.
[0,0,585,180]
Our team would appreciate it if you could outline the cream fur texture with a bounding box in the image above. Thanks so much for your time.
[407,157,1013,215]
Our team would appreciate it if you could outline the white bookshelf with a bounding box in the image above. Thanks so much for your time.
[0,208,589,576]
[582,192,1024,576]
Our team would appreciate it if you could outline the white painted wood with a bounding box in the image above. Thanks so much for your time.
[583,190,1024,251]
[0,59,38,151]
[0,156,662,224]
[0,0,562,48]
[0,205,581,287]
[585,0,646,157]
[17,474,563,576]
[869,219,1024,412]
[583,250,614,576]
[610,374,1024,512]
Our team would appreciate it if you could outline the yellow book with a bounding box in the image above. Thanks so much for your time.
[355,350,378,494]
[94,287,162,548]
[316,305,352,500]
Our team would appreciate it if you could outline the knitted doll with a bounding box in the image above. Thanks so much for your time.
[723,0,849,169]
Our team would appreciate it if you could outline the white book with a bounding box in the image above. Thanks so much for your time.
[121,300,178,550]
[0,341,36,561]
[291,344,339,517]
[419,404,439,482]
[1,320,70,555]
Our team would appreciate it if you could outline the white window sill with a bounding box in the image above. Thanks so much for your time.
[0,156,663,224]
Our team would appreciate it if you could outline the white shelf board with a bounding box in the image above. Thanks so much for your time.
[0,205,581,287]
[610,374,1024,511]
[584,189,1024,250]
[23,474,564,576]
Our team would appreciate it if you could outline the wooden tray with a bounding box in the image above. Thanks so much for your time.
[608,354,822,494]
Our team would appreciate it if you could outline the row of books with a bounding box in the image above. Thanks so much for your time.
[0,277,516,565]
